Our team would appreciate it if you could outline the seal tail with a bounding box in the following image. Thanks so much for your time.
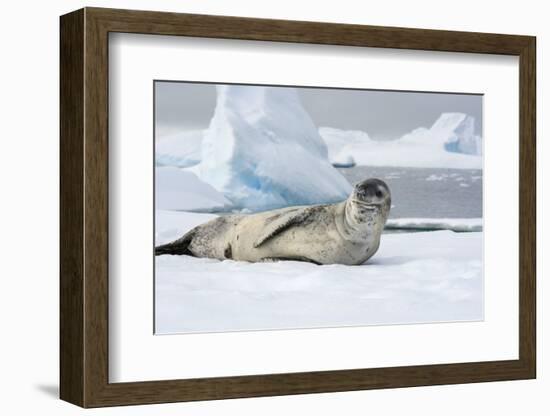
[155,230,196,256]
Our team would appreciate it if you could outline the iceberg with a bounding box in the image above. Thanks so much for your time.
[156,130,203,168]
[196,85,352,210]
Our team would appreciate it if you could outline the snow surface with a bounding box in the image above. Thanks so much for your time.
[156,130,203,168]
[155,210,483,334]
[319,113,482,169]
[192,85,352,211]
[155,167,231,211]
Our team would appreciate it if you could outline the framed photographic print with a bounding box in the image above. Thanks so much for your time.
[60,7,536,408]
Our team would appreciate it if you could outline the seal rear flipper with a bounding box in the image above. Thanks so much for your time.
[155,229,196,256]
[254,208,315,248]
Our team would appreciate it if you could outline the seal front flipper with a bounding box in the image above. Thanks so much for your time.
[260,256,321,265]
[155,229,196,256]
[253,207,314,248]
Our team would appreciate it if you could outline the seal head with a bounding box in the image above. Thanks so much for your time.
[341,178,391,243]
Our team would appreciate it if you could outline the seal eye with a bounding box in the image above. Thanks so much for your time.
[375,190,383,198]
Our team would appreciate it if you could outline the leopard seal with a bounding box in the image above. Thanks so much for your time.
[155,178,391,265]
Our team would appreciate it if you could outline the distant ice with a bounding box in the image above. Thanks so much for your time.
[319,127,368,168]
[385,217,482,232]
[319,113,482,169]
[426,174,446,181]
[155,210,483,334]
[331,153,356,168]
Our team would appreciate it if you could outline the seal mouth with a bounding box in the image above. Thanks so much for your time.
[351,199,382,210]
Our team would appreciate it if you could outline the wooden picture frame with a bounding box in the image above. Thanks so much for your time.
[60,7,536,408]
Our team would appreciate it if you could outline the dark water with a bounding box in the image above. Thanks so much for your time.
[338,166,482,219]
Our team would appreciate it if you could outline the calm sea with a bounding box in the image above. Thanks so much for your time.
[338,166,482,219]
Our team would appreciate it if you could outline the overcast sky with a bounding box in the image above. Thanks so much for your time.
[155,81,482,141]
